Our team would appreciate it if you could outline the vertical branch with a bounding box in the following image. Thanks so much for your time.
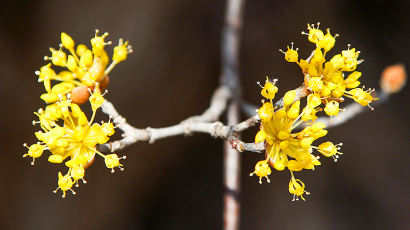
[224,103,241,230]
[221,0,245,96]
[221,0,246,230]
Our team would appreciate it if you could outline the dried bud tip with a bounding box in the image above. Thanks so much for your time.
[380,63,407,94]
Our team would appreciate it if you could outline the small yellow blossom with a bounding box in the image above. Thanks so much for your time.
[54,172,75,198]
[302,23,324,44]
[250,160,271,184]
[113,39,132,63]
[345,88,377,108]
[23,143,45,165]
[48,46,67,67]
[105,154,126,173]
[260,77,278,99]
[89,86,105,111]
[71,165,86,186]
[317,142,343,162]
[280,42,299,63]
[324,101,340,117]
[91,30,111,55]
[289,177,310,201]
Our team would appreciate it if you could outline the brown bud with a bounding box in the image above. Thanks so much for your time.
[380,63,407,93]
[83,154,95,169]
[265,151,275,168]
[98,75,110,91]
[70,85,90,104]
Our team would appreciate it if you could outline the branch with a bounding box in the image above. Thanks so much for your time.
[98,99,259,153]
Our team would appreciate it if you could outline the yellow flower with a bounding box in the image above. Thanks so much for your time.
[105,154,126,173]
[48,46,67,67]
[318,28,337,52]
[345,88,378,108]
[324,101,340,117]
[302,23,324,44]
[25,98,123,197]
[280,42,299,63]
[35,63,56,92]
[70,165,86,186]
[260,77,278,99]
[89,86,105,111]
[91,30,111,55]
[289,177,310,201]
[54,172,75,198]
[250,160,271,184]
[23,143,45,165]
[35,30,132,103]
[317,142,343,162]
[113,39,132,63]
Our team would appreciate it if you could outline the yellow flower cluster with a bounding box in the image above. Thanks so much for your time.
[24,30,131,197]
[280,23,377,118]
[251,78,342,201]
[36,30,132,104]
[24,89,125,197]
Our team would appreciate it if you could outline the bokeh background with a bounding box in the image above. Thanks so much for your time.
[0,0,409,229]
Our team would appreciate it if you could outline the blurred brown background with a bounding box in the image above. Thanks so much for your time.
[0,0,409,229]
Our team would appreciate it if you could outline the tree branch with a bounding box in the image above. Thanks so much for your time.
[98,98,260,153]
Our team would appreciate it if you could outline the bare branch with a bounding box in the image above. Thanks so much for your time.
[99,85,231,152]
[230,140,265,153]
[98,98,259,153]
[187,86,231,123]
[224,102,241,230]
